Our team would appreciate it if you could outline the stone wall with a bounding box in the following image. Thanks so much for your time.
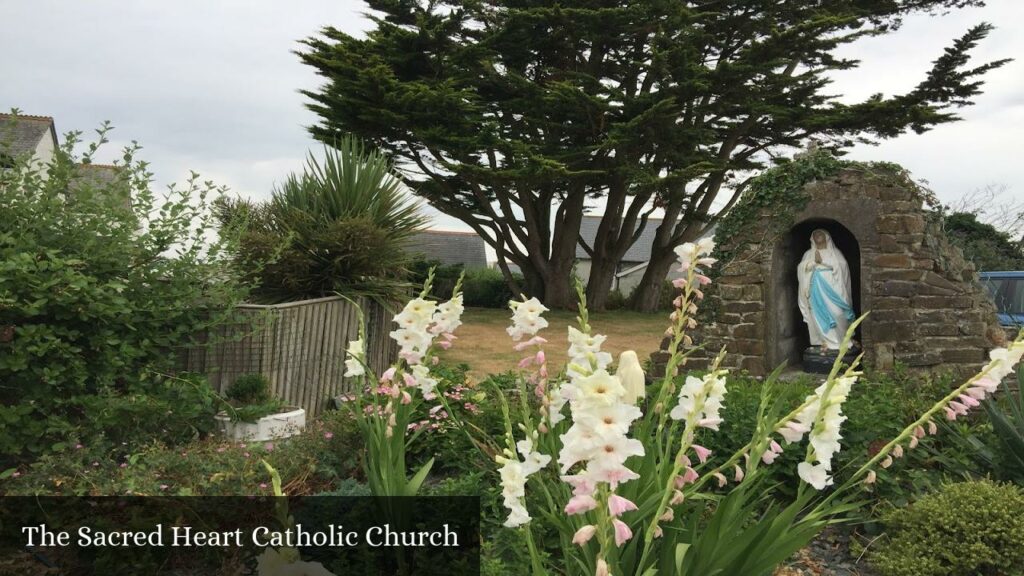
[652,165,1005,379]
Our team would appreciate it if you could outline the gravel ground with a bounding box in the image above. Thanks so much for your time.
[774,527,881,576]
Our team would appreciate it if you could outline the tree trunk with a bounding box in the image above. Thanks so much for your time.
[586,258,618,312]
[630,249,677,312]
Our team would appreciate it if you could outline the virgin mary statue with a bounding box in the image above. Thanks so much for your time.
[797,229,856,351]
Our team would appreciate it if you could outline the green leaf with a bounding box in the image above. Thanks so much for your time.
[405,457,434,496]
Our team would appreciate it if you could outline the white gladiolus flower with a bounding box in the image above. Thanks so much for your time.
[499,431,551,527]
[574,370,627,408]
[343,338,365,377]
[430,294,464,335]
[794,374,859,490]
[410,364,439,398]
[669,369,728,430]
[797,461,833,490]
[507,297,550,341]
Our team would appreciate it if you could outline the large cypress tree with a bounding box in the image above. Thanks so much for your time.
[298,0,1008,310]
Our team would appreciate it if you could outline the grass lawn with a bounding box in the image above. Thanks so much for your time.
[438,307,671,379]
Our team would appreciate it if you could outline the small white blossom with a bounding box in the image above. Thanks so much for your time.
[343,338,365,377]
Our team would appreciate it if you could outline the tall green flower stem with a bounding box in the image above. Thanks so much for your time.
[818,328,1024,511]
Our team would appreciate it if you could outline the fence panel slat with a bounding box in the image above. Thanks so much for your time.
[176,296,394,416]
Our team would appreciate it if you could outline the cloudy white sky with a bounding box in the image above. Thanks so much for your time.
[2,0,1022,232]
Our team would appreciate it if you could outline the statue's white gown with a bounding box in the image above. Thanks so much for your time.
[797,231,855,350]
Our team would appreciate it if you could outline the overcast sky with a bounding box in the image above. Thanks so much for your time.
[2,0,1022,232]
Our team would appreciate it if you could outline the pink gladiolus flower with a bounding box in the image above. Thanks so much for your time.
[958,394,980,408]
[659,508,674,522]
[892,444,903,458]
[909,435,919,449]
[401,391,412,405]
[672,277,688,288]
[653,525,664,539]
[965,386,988,400]
[770,440,784,454]
[734,465,745,482]
[675,466,699,487]
[403,373,417,388]
[608,494,638,517]
[572,525,597,546]
[517,356,535,369]
[913,426,926,439]
[437,340,452,350]
[928,421,938,435]
[944,406,957,420]
[535,350,546,365]
[565,494,599,515]
[973,375,999,394]
[713,472,727,488]
[692,444,712,464]
[596,558,610,576]
[612,519,633,546]
[948,401,970,416]
[380,367,397,382]
[761,449,778,465]
[670,490,685,505]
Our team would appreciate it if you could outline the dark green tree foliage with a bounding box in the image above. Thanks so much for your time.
[298,0,1008,310]
[944,211,1024,271]
[0,118,244,463]
[216,137,428,303]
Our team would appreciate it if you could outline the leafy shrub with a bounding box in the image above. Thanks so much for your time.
[0,116,250,466]
[409,258,464,300]
[2,410,362,496]
[225,374,271,404]
[462,267,518,308]
[872,480,1024,576]
[215,137,427,302]
[605,289,627,310]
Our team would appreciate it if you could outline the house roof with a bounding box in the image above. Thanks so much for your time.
[70,164,132,209]
[576,215,717,263]
[576,215,663,263]
[0,113,57,159]
[407,230,488,269]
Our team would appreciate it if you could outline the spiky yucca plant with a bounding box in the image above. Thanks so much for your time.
[218,136,428,302]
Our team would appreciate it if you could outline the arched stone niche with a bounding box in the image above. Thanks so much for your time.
[653,162,1005,379]
[768,218,863,369]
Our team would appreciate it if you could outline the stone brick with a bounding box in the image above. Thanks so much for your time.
[740,357,766,375]
[732,339,765,356]
[873,269,924,282]
[719,285,745,301]
[876,281,919,297]
[914,295,973,309]
[872,322,916,342]
[917,323,959,337]
[902,352,941,367]
[878,186,914,202]
[872,296,910,310]
[957,321,987,336]
[940,348,985,364]
[873,254,914,268]
[742,285,762,300]
[922,271,963,294]
[733,323,761,339]
[722,301,763,314]
[912,258,936,270]
[872,309,914,323]
[878,214,925,234]
[722,261,761,277]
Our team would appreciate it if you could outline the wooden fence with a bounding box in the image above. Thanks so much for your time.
[177,296,397,416]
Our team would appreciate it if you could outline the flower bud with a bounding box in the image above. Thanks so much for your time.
[880,456,893,469]
[864,470,877,484]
